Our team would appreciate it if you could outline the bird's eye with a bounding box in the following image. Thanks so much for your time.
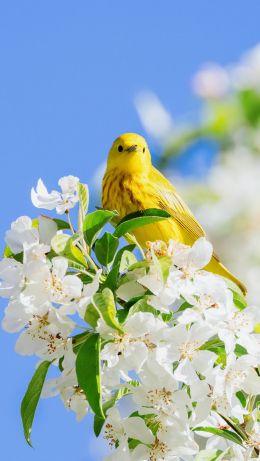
[143,147,146,153]
[118,145,123,152]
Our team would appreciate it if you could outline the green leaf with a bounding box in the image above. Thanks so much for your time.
[200,337,225,351]
[95,232,119,266]
[51,233,87,267]
[161,312,173,322]
[78,273,95,284]
[76,333,104,418]
[21,360,51,447]
[231,289,247,311]
[93,417,105,437]
[72,331,93,354]
[129,297,158,317]
[124,296,144,310]
[238,89,260,126]
[83,210,118,246]
[128,439,143,449]
[52,218,71,230]
[117,309,129,323]
[93,288,123,332]
[236,391,247,408]
[114,208,171,238]
[84,303,100,328]
[58,356,64,372]
[103,244,136,292]
[176,301,193,313]
[3,245,13,258]
[194,426,243,446]
[200,338,226,365]
[94,386,132,436]
[217,413,248,441]
[66,259,89,271]
[78,183,89,230]
[235,343,247,357]
[215,349,227,367]
[3,245,23,262]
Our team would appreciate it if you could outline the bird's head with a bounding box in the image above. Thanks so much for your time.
[107,133,151,173]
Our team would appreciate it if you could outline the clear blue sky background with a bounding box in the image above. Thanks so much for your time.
[1,1,260,460]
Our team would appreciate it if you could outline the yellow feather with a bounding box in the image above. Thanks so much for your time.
[102,133,247,295]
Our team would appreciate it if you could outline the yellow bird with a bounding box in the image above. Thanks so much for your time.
[102,133,246,295]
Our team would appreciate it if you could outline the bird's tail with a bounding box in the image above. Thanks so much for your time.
[205,255,247,296]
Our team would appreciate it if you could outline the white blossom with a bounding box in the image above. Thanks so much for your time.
[15,306,75,359]
[216,304,260,353]
[0,258,24,298]
[104,407,154,447]
[5,216,39,254]
[4,215,57,262]
[42,340,88,421]
[131,418,198,460]
[97,312,166,375]
[22,257,82,306]
[208,354,260,405]
[2,297,47,333]
[131,360,190,421]
[31,176,79,214]
[2,177,260,461]
[162,323,216,384]
[172,237,213,275]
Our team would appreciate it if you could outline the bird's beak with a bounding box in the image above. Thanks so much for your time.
[125,144,137,153]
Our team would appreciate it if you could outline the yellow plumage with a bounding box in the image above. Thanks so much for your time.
[102,133,247,295]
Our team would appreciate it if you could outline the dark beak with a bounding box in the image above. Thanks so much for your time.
[126,144,137,153]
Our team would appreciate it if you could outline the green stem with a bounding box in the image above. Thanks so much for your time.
[66,214,99,273]
[66,210,75,234]
[77,241,99,273]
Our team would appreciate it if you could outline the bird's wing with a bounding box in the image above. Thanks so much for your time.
[150,166,206,243]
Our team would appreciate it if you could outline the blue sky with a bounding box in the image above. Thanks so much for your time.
[1,1,260,460]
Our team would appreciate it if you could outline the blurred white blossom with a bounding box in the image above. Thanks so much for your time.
[134,91,173,141]
[193,64,230,98]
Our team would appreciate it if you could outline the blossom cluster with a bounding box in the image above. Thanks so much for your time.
[1,176,260,461]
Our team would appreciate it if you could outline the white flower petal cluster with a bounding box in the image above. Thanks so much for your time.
[42,340,89,421]
[31,176,79,214]
[2,179,260,460]
[98,238,260,460]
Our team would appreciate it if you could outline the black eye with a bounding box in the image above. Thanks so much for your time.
[143,147,146,153]
[118,145,123,152]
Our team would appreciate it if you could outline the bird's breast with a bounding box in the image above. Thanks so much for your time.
[102,170,147,217]
[102,169,184,247]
